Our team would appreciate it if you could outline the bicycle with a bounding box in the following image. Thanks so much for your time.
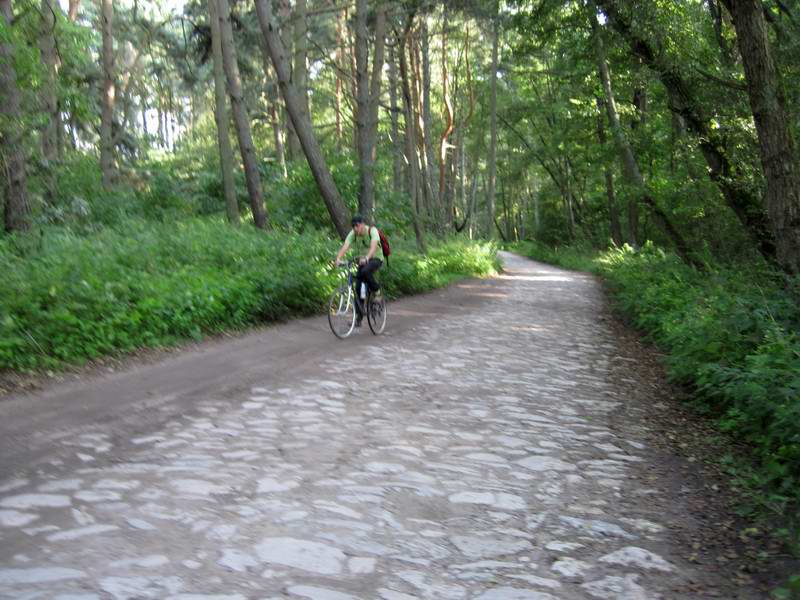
[328,258,387,339]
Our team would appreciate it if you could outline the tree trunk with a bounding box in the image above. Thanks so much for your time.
[293,0,309,119]
[217,0,267,229]
[277,0,299,160]
[420,19,439,218]
[486,17,499,238]
[335,8,344,146]
[99,0,116,190]
[590,4,699,266]
[722,0,800,274]
[68,0,79,20]
[39,0,59,162]
[1,0,31,232]
[456,135,465,228]
[207,0,239,225]
[597,0,778,266]
[113,40,141,152]
[256,37,288,180]
[167,86,175,149]
[565,161,575,239]
[141,92,148,138]
[269,90,288,179]
[438,28,454,216]
[345,8,359,152]
[591,11,639,246]
[354,0,369,214]
[388,43,403,195]
[285,0,307,160]
[399,19,427,253]
[354,0,386,220]
[707,0,734,63]
[39,0,60,204]
[255,0,351,238]
[157,91,164,147]
[456,164,479,234]
[408,34,431,223]
[596,99,624,246]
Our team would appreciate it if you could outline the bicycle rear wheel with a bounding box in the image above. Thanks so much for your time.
[328,285,356,339]
[367,290,387,335]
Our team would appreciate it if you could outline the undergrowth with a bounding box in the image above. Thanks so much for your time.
[0,220,497,371]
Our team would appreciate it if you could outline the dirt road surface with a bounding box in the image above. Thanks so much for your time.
[0,253,763,599]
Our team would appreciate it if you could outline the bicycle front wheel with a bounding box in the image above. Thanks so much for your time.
[367,290,387,335]
[328,285,356,339]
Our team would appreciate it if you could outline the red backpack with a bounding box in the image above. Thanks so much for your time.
[373,226,391,265]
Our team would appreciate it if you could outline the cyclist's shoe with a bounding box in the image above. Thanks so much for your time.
[355,315,363,327]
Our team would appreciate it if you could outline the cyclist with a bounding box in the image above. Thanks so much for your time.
[335,214,383,327]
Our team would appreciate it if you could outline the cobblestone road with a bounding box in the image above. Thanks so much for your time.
[0,253,758,599]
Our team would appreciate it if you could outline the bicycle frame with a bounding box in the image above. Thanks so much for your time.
[338,259,368,307]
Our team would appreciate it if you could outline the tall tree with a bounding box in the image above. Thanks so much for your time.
[596,0,778,266]
[284,0,302,159]
[388,42,403,195]
[721,0,800,274]
[335,8,345,147]
[39,0,60,205]
[486,14,499,237]
[438,27,454,212]
[420,18,438,217]
[589,4,697,266]
[255,0,351,238]
[99,0,117,189]
[399,14,427,252]
[254,34,288,179]
[354,0,387,220]
[595,97,623,246]
[39,0,59,160]
[0,0,31,232]
[207,0,239,225]
[216,0,267,229]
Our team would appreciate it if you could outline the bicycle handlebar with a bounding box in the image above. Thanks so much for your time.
[335,258,361,269]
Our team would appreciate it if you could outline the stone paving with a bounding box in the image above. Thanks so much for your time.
[0,254,751,599]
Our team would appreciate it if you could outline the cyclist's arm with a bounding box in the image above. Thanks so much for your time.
[336,231,354,264]
[335,240,351,265]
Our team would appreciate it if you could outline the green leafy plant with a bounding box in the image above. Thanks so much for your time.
[0,221,497,371]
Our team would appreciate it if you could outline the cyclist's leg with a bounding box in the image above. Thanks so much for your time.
[363,258,383,293]
[354,267,367,322]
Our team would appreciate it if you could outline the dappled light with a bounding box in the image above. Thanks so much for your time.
[498,273,576,283]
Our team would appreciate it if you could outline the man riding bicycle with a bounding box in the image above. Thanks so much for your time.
[335,215,382,327]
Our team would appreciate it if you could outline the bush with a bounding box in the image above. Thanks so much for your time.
[599,246,800,507]
[0,221,497,371]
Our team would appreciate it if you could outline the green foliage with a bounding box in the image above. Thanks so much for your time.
[269,158,359,233]
[381,239,500,296]
[47,154,139,228]
[0,221,496,371]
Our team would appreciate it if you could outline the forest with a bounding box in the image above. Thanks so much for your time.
[1,0,799,588]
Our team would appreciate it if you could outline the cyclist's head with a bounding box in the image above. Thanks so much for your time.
[351,214,366,233]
